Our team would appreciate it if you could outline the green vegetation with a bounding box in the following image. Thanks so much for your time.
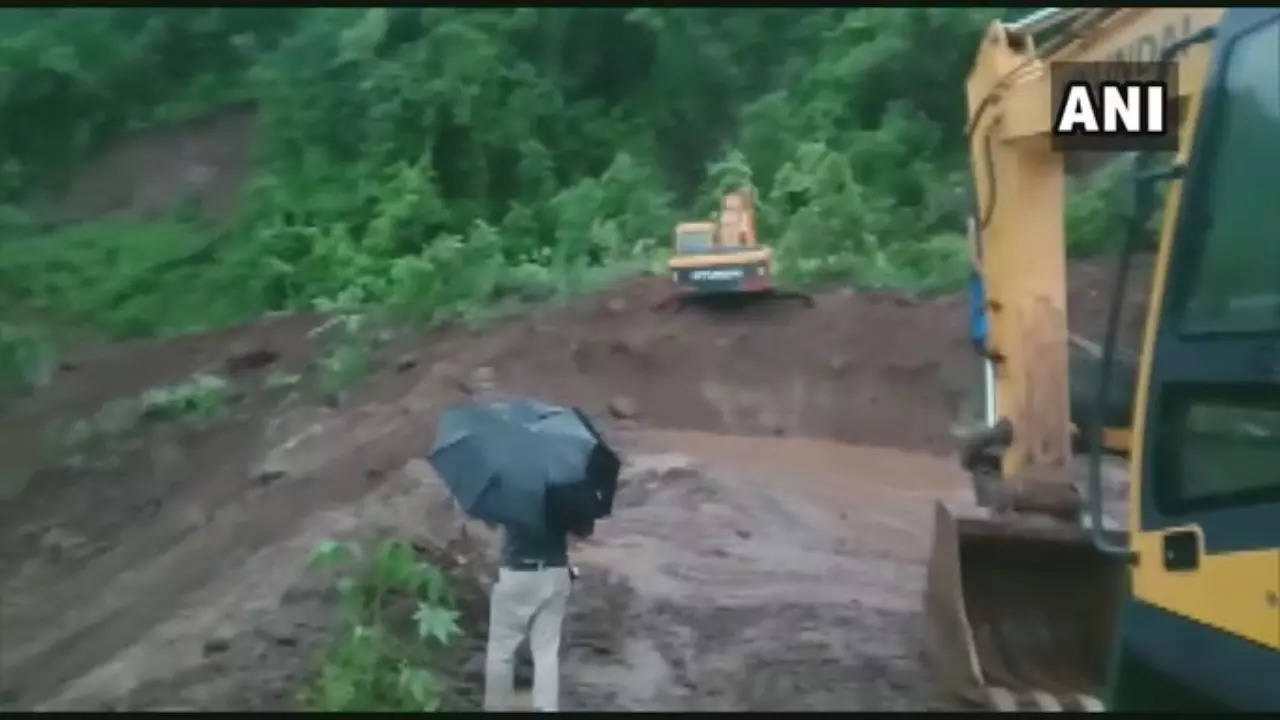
[61,371,233,448]
[0,8,1128,357]
[305,538,466,712]
[0,220,257,340]
[313,310,375,400]
[138,372,231,422]
[1065,157,1133,259]
[0,323,55,397]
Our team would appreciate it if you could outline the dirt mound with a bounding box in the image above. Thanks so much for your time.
[362,278,981,456]
[0,257,1138,710]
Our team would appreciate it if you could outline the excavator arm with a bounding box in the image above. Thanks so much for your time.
[965,6,1223,487]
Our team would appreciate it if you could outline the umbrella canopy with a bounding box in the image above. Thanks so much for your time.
[428,397,619,535]
[534,407,620,531]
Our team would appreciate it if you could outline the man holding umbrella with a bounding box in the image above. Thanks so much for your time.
[483,511,593,711]
[428,395,620,712]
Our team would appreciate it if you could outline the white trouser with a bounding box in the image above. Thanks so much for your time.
[484,566,572,712]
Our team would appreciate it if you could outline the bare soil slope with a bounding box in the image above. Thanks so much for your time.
[40,104,258,226]
[0,258,1137,711]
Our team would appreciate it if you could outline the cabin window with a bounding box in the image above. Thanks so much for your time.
[1179,19,1280,335]
[676,231,713,254]
[1154,384,1280,512]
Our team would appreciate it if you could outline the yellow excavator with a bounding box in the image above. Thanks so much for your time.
[659,189,813,310]
[926,6,1280,711]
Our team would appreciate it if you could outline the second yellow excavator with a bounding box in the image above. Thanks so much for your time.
[926,6,1280,712]
[659,189,814,310]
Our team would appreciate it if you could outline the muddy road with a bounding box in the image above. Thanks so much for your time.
[13,434,970,712]
[0,263,1128,710]
[560,432,972,711]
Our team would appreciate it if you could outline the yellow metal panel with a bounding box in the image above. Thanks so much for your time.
[1101,427,1131,454]
[1002,68,1052,141]
[980,132,1071,482]
[1052,8,1224,64]
[966,21,1033,118]
[674,222,716,234]
[1131,529,1280,649]
[667,248,771,270]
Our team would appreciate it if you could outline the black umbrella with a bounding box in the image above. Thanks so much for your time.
[427,397,619,535]
[533,406,620,532]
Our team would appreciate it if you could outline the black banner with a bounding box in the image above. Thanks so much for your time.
[1051,61,1181,153]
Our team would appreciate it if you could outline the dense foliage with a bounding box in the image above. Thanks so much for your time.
[0,8,1126,366]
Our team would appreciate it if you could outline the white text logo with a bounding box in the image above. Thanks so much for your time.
[1055,82,1168,135]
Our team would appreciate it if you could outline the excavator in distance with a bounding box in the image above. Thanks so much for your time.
[926,6,1280,712]
[657,189,814,311]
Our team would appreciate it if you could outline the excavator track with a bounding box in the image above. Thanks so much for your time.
[976,687,1106,712]
[651,288,815,313]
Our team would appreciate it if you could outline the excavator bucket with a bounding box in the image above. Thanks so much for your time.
[924,501,1128,712]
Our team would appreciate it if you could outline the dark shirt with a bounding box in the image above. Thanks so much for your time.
[501,524,568,567]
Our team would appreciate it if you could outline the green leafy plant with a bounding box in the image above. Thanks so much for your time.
[305,538,464,712]
[139,372,232,423]
[0,323,56,399]
[311,291,374,398]
[1065,155,1136,258]
[317,328,372,399]
[0,220,262,339]
[58,371,231,451]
